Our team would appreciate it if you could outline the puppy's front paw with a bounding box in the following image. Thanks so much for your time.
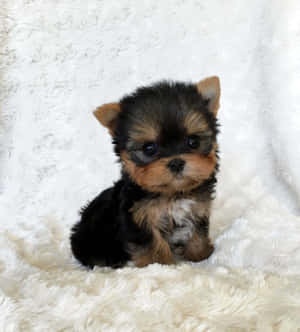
[133,244,174,267]
[184,234,214,262]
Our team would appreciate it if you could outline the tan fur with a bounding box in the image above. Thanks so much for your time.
[130,196,174,266]
[121,149,217,194]
[184,111,209,135]
[190,199,211,218]
[131,252,154,267]
[130,122,159,143]
[130,199,174,266]
[196,76,220,117]
[183,151,217,182]
[121,152,174,194]
[133,228,174,267]
[130,193,212,266]
[130,197,172,229]
[184,232,214,262]
[130,196,210,231]
[93,103,121,135]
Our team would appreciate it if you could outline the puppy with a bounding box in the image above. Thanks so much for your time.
[70,76,220,268]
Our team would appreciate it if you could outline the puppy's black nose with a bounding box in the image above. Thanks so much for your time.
[167,158,185,174]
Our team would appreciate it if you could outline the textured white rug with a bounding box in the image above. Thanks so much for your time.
[1,1,300,331]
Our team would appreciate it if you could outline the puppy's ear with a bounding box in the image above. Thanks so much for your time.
[93,103,121,136]
[197,76,220,117]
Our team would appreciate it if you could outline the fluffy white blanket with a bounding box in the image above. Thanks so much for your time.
[1,1,300,330]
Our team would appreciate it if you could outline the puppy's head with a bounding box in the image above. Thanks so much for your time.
[94,76,220,194]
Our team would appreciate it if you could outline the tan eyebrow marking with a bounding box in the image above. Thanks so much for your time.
[130,121,159,143]
[184,111,209,135]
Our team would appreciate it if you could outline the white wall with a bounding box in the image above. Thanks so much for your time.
[1,0,300,231]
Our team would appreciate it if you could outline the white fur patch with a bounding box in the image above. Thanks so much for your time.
[168,199,196,245]
[171,199,195,226]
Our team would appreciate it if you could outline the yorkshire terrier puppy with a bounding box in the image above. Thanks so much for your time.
[70,76,220,268]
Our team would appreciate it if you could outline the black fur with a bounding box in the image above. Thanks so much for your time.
[71,176,155,268]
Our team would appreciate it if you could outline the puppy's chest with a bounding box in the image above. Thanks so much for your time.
[131,196,210,245]
[166,199,196,246]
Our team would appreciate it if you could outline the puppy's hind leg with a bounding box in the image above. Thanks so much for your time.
[70,187,130,268]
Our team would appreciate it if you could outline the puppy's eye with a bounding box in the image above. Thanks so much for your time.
[187,135,200,149]
[142,142,158,156]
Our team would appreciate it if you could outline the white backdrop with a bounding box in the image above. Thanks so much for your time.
[1,1,300,329]
[1,0,300,269]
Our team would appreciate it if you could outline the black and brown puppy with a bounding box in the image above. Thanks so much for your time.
[70,76,220,268]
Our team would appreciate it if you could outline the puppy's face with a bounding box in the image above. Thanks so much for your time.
[94,77,220,194]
